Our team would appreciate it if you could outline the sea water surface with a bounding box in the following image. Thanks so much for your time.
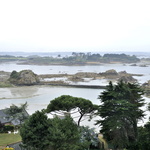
[1,62,150,83]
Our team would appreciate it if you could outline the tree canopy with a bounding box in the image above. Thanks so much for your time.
[96,81,145,150]
[5,102,29,125]
[46,95,98,126]
[137,121,150,150]
[20,110,81,150]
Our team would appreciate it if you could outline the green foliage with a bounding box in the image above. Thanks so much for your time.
[46,95,98,126]
[48,116,80,150]
[148,103,150,111]
[0,53,140,65]
[0,122,4,133]
[20,111,50,150]
[0,124,14,133]
[5,102,29,125]
[20,111,81,150]
[0,81,12,87]
[96,81,145,149]
[87,53,101,61]
[3,125,14,133]
[10,70,20,79]
[79,126,99,149]
[137,121,150,150]
[103,53,140,63]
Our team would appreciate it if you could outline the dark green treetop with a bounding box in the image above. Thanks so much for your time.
[20,110,81,150]
[96,81,145,149]
[46,95,98,126]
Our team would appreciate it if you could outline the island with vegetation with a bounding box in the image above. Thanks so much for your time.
[0,52,140,65]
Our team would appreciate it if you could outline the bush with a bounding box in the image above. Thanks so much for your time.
[3,125,14,133]
[10,71,19,79]
[0,122,4,133]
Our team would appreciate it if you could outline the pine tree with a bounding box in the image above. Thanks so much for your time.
[96,81,145,150]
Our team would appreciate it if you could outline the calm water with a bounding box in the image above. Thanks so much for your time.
[0,86,102,113]
[1,62,150,83]
[0,62,150,128]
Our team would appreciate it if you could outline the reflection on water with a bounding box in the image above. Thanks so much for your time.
[9,86,39,98]
[0,86,103,111]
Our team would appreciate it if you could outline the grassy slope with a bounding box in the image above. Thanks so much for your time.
[0,133,21,149]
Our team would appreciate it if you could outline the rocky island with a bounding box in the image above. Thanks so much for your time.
[2,69,140,89]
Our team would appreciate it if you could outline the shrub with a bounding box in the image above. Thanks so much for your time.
[3,125,14,133]
[0,122,4,133]
[10,71,19,79]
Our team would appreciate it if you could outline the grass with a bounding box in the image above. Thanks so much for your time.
[0,133,21,149]
[0,82,13,88]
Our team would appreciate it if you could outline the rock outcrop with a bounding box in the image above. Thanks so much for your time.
[9,70,40,85]
[142,80,150,97]
[118,75,137,83]
[99,69,119,79]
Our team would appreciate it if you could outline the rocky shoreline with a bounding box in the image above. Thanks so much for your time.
[0,69,142,86]
[1,69,150,96]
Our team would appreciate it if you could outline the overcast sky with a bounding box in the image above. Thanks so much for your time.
[0,0,150,53]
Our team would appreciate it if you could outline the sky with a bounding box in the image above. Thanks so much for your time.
[0,0,150,53]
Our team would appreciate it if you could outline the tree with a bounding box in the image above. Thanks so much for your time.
[136,102,150,150]
[20,110,51,150]
[79,126,99,150]
[137,121,150,150]
[48,116,80,150]
[0,121,4,133]
[20,110,81,150]
[148,103,150,111]
[5,102,29,125]
[46,95,98,126]
[96,81,145,150]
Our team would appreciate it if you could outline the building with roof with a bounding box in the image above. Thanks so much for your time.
[0,108,29,126]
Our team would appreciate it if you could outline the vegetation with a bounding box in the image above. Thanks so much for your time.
[9,71,20,80]
[137,121,150,150]
[79,126,99,149]
[18,97,101,150]
[96,81,145,150]
[0,124,14,133]
[46,95,98,126]
[1,81,150,149]
[5,102,29,125]
[102,53,139,63]
[9,70,39,86]
[0,81,12,88]
[0,53,140,65]
[20,111,81,150]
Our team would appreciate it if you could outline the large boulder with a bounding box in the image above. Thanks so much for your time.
[74,72,97,78]
[104,69,118,75]
[100,69,118,79]
[118,75,137,83]
[142,80,150,97]
[9,70,39,85]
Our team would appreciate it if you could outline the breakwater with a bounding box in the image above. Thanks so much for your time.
[37,82,106,89]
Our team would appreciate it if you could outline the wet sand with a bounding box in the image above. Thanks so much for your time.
[0,85,50,99]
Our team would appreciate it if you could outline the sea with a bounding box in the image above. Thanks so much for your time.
[0,51,150,130]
